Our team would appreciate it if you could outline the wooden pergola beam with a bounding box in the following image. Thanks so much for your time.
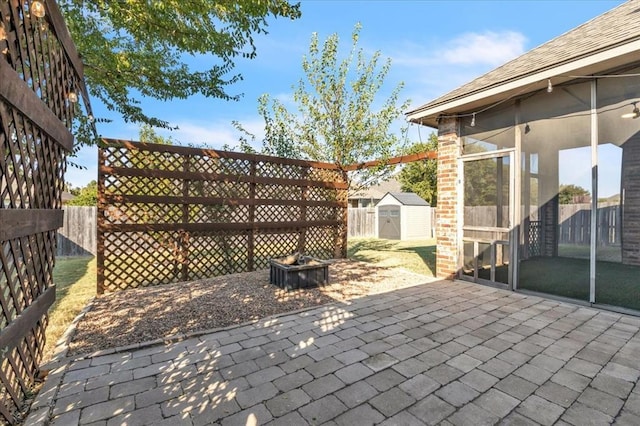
[343,151,437,171]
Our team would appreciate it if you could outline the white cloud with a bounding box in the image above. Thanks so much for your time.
[385,31,527,114]
[390,30,526,69]
[274,92,295,105]
[166,117,267,151]
[441,31,526,66]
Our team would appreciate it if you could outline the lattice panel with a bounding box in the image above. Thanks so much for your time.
[253,232,300,269]
[0,1,78,125]
[188,180,251,199]
[307,186,342,202]
[307,206,341,222]
[103,174,183,197]
[527,221,542,258]
[304,226,340,259]
[189,232,250,278]
[98,140,348,293]
[255,204,301,222]
[307,168,344,183]
[0,102,67,209]
[1,1,87,420]
[0,234,53,328]
[101,231,183,292]
[104,146,184,172]
[189,204,250,223]
[190,156,252,176]
[256,162,307,180]
[104,202,185,224]
[255,183,301,200]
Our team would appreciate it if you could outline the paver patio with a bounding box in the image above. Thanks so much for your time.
[28,279,640,425]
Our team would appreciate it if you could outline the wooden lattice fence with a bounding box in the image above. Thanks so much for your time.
[98,139,348,293]
[0,0,90,423]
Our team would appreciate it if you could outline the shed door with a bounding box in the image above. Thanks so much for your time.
[379,206,401,239]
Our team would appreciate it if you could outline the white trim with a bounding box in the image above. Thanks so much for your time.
[460,147,515,162]
[407,40,640,125]
[589,80,598,304]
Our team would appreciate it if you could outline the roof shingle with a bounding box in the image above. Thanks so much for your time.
[408,1,640,119]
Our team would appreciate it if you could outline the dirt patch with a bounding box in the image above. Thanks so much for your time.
[68,260,432,357]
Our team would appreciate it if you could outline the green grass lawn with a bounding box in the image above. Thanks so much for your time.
[347,238,436,276]
[45,257,96,362]
[517,257,640,311]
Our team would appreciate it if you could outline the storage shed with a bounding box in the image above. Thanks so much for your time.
[377,192,431,240]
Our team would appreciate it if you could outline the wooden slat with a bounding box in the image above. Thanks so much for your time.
[0,1,87,422]
[44,0,94,118]
[0,60,73,151]
[343,151,437,171]
[101,138,343,170]
[0,286,55,359]
[99,165,349,190]
[103,194,344,208]
[44,0,84,80]
[98,141,348,293]
[0,210,64,241]
[100,220,340,233]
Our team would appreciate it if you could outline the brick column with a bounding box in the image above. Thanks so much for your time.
[621,134,640,265]
[436,117,460,279]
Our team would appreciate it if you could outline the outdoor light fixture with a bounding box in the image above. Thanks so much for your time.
[470,113,476,127]
[31,1,46,18]
[0,23,6,41]
[67,91,78,103]
[622,102,640,119]
[547,79,553,93]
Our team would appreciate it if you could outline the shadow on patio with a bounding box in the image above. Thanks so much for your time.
[32,277,640,425]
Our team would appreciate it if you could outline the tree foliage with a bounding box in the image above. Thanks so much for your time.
[398,133,438,206]
[462,144,509,208]
[559,184,590,204]
[67,180,98,206]
[254,24,410,191]
[60,0,301,139]
[138,124,176,145]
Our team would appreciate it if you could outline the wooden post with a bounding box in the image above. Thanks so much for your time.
[181,155,190,281]
[248,162,256,271]
[298,166,310,254]
[96,146,106,294]
[336,170,349,258]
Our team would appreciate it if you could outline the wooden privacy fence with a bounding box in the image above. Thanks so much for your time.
[348,208,376,238]
[0,0,91,423]
[98,139,348,293]
[57,206,97,256]
[558,203,620,246]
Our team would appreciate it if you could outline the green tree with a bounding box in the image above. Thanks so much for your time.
[67,180,97,206]
[253,24,410,192]
[138,124,175,145]
[398,134,438,206]
[60,0,301,138]
[559,184,590,204]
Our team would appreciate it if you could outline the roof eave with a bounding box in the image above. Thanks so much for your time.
[407,39,640,129]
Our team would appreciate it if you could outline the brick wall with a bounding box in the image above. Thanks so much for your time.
[436,118,460,279]
[622,135,640,265]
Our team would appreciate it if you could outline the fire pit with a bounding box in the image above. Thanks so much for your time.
[270,253,329,291]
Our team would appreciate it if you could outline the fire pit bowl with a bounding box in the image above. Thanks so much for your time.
[270,255,329,291]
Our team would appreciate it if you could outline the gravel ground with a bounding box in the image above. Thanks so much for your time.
[68,260,433,357]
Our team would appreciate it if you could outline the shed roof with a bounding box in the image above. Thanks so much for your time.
[407,0,640,127]
[384,192,430,206]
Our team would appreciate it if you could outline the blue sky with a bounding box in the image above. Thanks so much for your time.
[67,0,625,188]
